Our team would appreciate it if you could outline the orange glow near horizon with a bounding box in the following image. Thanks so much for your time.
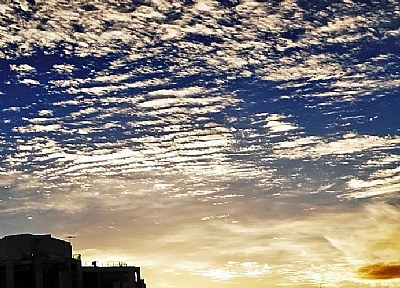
[1,1,400,288]
[62,201,400,288]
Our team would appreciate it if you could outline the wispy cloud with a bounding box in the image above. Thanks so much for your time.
[1,1,399,288]
[1,0,399,99]
[274,133,400,159]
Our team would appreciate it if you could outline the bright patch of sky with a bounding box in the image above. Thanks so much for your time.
[0,1,399,288]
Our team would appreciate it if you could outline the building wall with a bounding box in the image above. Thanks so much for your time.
[0,235,81,288]
[82,267,144,288]
[0,262,6,288]
[0,257,83,288]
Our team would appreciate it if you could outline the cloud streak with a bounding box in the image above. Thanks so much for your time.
[1,1,400,288]
[358,263,400,280]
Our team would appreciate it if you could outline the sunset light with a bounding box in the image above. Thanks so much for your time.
[1,0,399,287]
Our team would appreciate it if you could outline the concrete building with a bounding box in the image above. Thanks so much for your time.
[0,234,146,288]
[82,266,145,288]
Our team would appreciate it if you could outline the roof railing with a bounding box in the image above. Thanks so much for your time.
[82,261,128,267]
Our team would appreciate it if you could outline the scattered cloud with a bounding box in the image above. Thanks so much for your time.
[200,261,270,280]
[1,1,399,288]
[274,133,400,159]
[0,0,398,98]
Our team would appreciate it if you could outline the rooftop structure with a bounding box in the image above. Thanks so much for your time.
[0,234,72,260]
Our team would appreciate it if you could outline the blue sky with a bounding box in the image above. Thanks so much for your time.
[1,0,400,287]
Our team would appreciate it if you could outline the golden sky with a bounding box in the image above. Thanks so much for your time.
[1,0,400,287]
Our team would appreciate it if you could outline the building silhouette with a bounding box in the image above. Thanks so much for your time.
[0,234,146,288]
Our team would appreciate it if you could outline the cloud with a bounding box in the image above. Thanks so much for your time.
[1,0,398,100]
[1,2,399,287]
[344,164,400,199]
[274,133,400,159]
[67,201,400,287]
[10,64,36,73]
[53,64,74,74]
[200,261,270,280]
[358,263,400,280]
[265,114,299,134]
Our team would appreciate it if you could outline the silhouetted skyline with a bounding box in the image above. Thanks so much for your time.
[0,233,146,288]
[1,1,399,287]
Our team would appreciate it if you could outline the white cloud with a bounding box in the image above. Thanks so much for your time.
[344,165,400,199]
[200,261,270,280]
[0,0,396,102]
[53,64,74,74]
[274,133,400,159]
[20,78,40,85]
[10,64,35,73]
